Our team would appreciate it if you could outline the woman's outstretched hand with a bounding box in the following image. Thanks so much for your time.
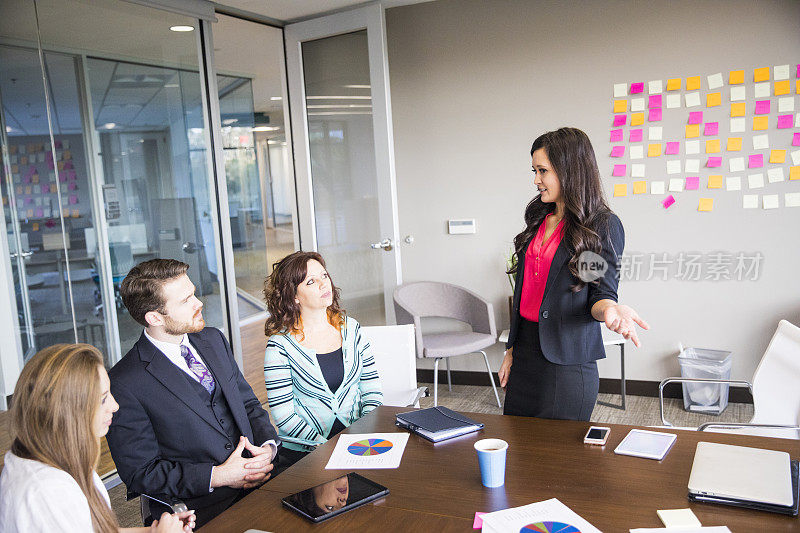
[603,304,650,347]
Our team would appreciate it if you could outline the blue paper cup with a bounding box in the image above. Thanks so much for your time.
[474,438,508,487]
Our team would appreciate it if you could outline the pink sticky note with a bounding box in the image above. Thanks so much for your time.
[22,175,31,184]
[35,208,43,217]
[54,140,63,149]
[665,142,680,155]
[68,182,77,191]
[648,94,663,108]
[612,164,627,176]
[613,114,627,127]
[59,173,67,183]
[794,132,800,146]
[473,512,486,529]
[777,115,793,129]
[64,161,74,170]
[629,129,643,142]
[688,111,703,124]
[630,82,644,94]
[797,64,800,78]
[748,154,764,168]
[703,122,719,136]
[47,159,55,170]
[754,100,770,114]
[662,195,675,209]
[610,129,623,142]
[610,146,625,157]
[41,184,49,194]
[685,176,700,190]
[648,108,662,122]
[67,170,76,180]
[25,198,34,205]
[707,156,722,168]
[69,194,78,205]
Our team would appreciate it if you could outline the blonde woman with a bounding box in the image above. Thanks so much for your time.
[0,344,195,532]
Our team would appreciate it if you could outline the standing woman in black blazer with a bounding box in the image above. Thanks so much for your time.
[498,127,649,421]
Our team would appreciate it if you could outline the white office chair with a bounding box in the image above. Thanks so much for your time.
[360,324,428,408]
[659,319,800,439]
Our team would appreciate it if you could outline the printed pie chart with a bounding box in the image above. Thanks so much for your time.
[347,438,393,456]
[520,522,581,533]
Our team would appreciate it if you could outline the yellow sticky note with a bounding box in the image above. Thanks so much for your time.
[774,80,790,96]
[698,198,714,212]
[613,99,627,113]
[708,175,723,189]
[32,222,39,232]
[753,67,769,82]
[726,137,742,151]
[666,78,681,91]
[633,181,647,194]
[730,102,746,117]
[72,209,80,218]
[613,183,627,197]
[797,79,800,94]
[729,70,745,84]
[630,112,644,126]
[790,166,800,180]
[706,92,721,107]
[648,143,662,157]
[753,116,768,130]
[770,149,786,164]
[705,139,721,153]
[686,76,701,90]
[685,124,700,138]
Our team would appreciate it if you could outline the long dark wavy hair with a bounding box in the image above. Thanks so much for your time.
[509,127,612,292]
[264,251,345,338]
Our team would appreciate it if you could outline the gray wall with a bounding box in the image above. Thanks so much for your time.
[385,0,800,381]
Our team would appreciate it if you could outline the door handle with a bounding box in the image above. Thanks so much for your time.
[369,238,393,251]
[9,251,33,259]
[182,242,204,254]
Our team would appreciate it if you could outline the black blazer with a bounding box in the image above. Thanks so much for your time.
[506,213,624,365]
[106,327,278,515]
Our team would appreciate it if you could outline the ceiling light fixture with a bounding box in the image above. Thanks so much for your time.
[252,126,279,132]
[270,96,282,101]
[170,25,195,32]
[343,84,371,89]
[222,118,238,125]
[102,122,116,129]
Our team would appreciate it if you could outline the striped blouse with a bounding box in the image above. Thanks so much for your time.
[264,316,383,452]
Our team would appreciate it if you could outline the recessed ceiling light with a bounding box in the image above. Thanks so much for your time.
[102,122,116,129]
[170,25,195,32]
[5,126,12,133]
[270,96,282,101]
[222,118,238,125]
[343,84,371,89]
[252,126,279,132]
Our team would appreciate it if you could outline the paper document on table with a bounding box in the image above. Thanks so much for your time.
[630,528,730,533]
[325,433,409,469]
[481,498,601,533]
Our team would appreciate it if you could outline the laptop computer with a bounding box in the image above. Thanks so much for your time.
[688,442,794,507]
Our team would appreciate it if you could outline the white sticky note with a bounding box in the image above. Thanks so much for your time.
[726,176,741,191]
[666,160,682,174]
[669,178,684,192]
[630,97,645,112]
[614,83,627,97]
[730,118,746,133]
[743,194,759,209]
[685,140,700,155]
[774,64,790,81]
[763,194,779,210]
[767,167,785,183]
[648,80,663,94]
[730,86,746,102]
[796,113,800,128]
[631,163,646,178]
[650,181,665,195]
[707,72,723,90]
[630,145,644,159]
[786,192,800,208]
[791,150,800,166]
[778,97,795,113]
[752,134,769,150]
[649,126,663,141]
[754,82,770,98]
[684,92,701,107]
[665,94,681,108]
[685,159,700,173]
[748,173,765,189]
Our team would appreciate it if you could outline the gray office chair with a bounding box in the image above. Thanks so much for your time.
[393,281,501,408]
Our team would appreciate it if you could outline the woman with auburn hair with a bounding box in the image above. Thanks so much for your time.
[264,251,383,466]
[499,127,649,421]
[0,344,194,533]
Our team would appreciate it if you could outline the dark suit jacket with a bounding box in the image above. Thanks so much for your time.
[506,213,624,365]
[106,327,278,518]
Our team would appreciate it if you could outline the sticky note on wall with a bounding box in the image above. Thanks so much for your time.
[775,80,790,95]
[666,78,681,91]
[686,76,701,90]
[729,70,745,84]
[612,164,627,176]
[753,116,768,130]
[727,137,742,151]
[648,143,662,157]
[613,183,627,197]
[730,103,746,117]
[633,181,647,194]
[754,67,770,82]
[705,139,721,153]
[630,112,644,126]
[706,92,721,107]
[614,100,627,113]
[685,124,700,138]
[698,198,713,212]
[770,149,786,163]
[708,175,723,189]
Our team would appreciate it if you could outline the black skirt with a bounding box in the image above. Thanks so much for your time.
[503,318,599,421]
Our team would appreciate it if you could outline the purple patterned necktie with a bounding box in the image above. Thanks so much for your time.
[181,344,216,394]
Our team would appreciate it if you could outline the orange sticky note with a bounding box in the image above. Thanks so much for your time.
[753,67,770,82]
[705,139,721,153]
[613,99,627,113]
[726,137,742,151]
[613,183,627,197]
[666,78,681,91]
[686,76,701,90]
[633,181,647,194]
[790,166,800,180]
[753,116,768,130]
[774,80,790,96]
[730,102,746,117]
[685,124,700,138]
[32,222,39,232]
[698,198,714,212]
[648,143,662,157]
[706,92,721,107]
[770,149,786,164]
[708,175,723,189]
[729,70,745,84]
[797,79,800,94]
[630,112,644,126]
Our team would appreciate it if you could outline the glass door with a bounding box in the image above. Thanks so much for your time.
[285,4,401,326]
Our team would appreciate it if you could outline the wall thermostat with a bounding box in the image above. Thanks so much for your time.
[447,219,476,234]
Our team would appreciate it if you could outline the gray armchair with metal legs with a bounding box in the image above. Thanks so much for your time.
[393,281,502,408]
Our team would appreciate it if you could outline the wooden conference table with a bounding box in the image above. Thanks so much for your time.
[205,406,799,532]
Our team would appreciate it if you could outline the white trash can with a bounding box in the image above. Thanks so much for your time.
[678,347,732,414]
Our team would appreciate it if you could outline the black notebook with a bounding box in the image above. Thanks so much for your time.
[395,406,483,442]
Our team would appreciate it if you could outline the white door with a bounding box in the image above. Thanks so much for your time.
[285,4,401,326]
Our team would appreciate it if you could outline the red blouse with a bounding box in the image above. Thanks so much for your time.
[519,214,564,322]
